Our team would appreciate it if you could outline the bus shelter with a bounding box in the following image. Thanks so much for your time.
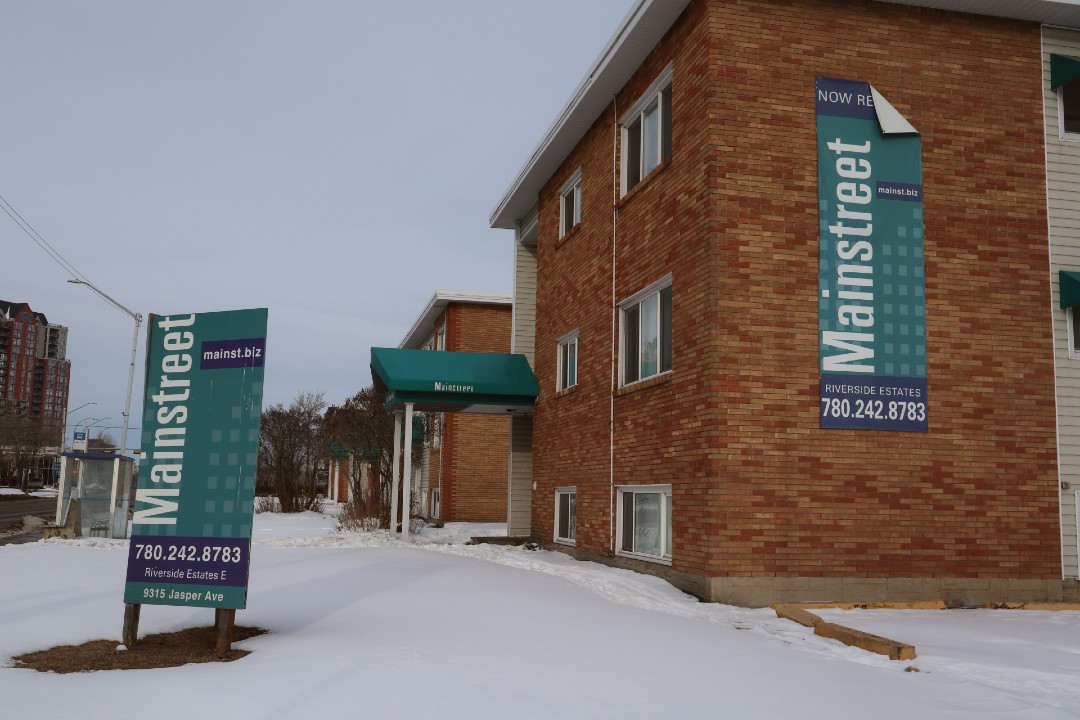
[55,452,135,539]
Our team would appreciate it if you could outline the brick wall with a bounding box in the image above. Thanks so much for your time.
[530,0,1061,590]
[448,303,512,354]
[435,303,511,523]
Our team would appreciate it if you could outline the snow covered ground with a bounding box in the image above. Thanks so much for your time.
[2,509,1079,719]
[0,487,57,497]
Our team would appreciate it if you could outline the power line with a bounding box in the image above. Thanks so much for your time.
[0,193,138,320]
[72,425,141,433]
[0,192,96,290]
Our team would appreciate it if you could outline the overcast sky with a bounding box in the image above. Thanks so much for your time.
[1,0,635,448]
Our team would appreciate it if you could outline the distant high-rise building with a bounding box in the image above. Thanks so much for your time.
[0,300,70,447]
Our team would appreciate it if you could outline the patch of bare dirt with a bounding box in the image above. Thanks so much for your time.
[12,625,267,673]
[0,515,46,537]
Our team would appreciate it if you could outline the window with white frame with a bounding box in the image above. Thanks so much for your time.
[1069,307,1080,358]
[621,65,672,195]
[620,275,672,385]
[557,329,579,391]
[555,488,576,545]
[617,485,671,562]
[560,170,582,237]
[1061,78,1080,138]
[436,327,446,351]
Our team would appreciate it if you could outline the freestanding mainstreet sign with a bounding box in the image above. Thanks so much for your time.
[123,308,267,616]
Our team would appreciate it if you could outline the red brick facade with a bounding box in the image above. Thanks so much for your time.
[527,0,1061,603]
[424,302,511,523]
[0,301,70,453]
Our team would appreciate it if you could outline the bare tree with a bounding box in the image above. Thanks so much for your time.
[258,391,326,513]
[0,406,53,490]
[324,386,423,530]
[87,430,117,453]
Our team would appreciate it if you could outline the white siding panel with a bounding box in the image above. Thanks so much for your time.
[507,415,533,537]
[508,218,538,537]
[1044,26,1080,578]
[512,241,537,365]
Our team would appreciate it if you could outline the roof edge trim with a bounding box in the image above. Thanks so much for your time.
[399,290,512,349]
[490,0,688,230]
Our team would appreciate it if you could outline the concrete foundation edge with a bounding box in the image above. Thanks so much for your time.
[546,544,1080,608]
[706,577,1080,608]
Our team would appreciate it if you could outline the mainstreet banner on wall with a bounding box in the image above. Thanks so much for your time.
[816,78,927,432]
[124,308,268,608]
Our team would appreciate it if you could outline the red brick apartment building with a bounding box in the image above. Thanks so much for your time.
[399,291,512,523]
[490,0,1080,606]
[0,300,70,451]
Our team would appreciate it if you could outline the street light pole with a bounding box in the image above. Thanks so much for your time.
[67,279,143,458]
[63,401,97,450]
[121,311,141,457]
[76,417,110,448]
[68,401,97,416]
[83,417,111,434]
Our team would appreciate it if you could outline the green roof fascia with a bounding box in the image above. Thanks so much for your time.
[1052,54,1080,89]
[327,440,380,459]
[1061,271,1080,309]
[385,390,537,408]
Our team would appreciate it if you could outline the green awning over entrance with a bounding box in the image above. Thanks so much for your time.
[1061,271,1080,309]
[1052,54,1080,89]
[327,440,381,459]
[370,347,538,414]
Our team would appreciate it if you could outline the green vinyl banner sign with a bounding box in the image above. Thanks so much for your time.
[124,308,267,608]
[816,78,927,432]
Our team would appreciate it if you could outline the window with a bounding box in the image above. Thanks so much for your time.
[436,327,446,351]
[559,170,582,237]
[621,65,673,195]
[1062,79,1080,137]
[431,488,441,519]
[617,485,671,562]
[557,329,579,391]
[555,488,576,545]
[1069,307,1080,359]
[620,276,672,385]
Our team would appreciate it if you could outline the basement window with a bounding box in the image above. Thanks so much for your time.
[555,488,576,545]
[617,484,671,563]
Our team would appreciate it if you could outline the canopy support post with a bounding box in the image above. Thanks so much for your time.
[390,411,402,533]
[402,402,415,541]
